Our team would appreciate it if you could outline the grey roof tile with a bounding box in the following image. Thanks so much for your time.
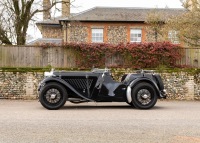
[37,7,186,25]
[36,13,76,25]
[36,17,63,25]
[60,7,186,22]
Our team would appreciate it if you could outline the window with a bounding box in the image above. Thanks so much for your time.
[130,29,142,43]
[92,29,103,43]
[168,30,179,44]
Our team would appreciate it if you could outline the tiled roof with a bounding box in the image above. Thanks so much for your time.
[60,7,186,22]
[37,7,186,25]
[36,13,77,25]
[36,17,63,25]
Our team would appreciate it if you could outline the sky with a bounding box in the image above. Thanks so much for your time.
[28,0,184,41]
[70,0,183,13]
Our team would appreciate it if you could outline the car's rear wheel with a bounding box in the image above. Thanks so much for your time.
[131,82,157,109]
[39,82,67,110]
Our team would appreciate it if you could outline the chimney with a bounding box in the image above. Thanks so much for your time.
[43,0,51,19]
[62,0,70,17]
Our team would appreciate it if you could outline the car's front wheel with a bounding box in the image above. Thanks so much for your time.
[131,82,157,109]
[39,82,68,110]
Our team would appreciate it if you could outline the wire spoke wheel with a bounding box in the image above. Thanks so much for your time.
[137,89,152,105]
[131,82,157,109]
[39,82,67,110]
[45,88,62,104]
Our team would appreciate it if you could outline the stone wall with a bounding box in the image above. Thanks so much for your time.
[107,26,127,44]
[42,26,63,39]
[0,72,43,99]
[40,23,159,44]
[160,72,199,100]
[112,70,200,100]
[0,71,200,100]
[194,73,200,99]
[145,27,164,42]
[69,25,88,43]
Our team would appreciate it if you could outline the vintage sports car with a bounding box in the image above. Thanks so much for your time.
[38,68,166,110]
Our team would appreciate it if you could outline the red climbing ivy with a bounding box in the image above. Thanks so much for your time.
[59,42,182,69]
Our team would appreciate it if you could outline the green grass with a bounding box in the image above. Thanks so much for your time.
[0,67,199,75]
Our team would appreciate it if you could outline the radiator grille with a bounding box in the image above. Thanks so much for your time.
[65,79,93,89]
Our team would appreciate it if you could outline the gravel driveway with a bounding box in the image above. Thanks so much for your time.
[0,100,200,143]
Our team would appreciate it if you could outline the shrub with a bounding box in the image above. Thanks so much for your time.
[61,42,182,69]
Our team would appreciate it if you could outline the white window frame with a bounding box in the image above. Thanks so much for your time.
[92,28,104,43]
[130,29,142,43]
[168,30,179,44]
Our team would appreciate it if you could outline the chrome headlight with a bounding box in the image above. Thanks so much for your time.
[44,69,55,77]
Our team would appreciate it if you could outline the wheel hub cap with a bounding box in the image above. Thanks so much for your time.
[142,94,149,99]
[45,88,61,104]
[50,94,57,99]
[137,89,151,105]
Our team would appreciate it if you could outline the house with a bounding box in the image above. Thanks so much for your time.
[34,0,186,45]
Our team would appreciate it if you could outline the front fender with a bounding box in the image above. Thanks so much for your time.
[39,77,94,101]
[126,77,161,103]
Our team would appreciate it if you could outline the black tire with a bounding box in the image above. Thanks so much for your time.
[131,82,157,109]
[39,82,68,110]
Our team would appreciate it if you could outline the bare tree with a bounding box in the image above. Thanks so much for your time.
[164,0,200,47]
[181,0,200,11]
[0,0,71,45]
[145,9,165,42]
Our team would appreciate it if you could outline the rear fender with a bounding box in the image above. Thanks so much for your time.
[126,78,161,103]
[39,77,94,101]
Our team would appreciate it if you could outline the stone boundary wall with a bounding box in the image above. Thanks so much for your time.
[0,71,200,100]
[0,72,43,99]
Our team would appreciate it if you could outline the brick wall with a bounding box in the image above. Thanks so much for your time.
[0,70,200,100]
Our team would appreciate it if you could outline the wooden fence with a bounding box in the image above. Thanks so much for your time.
[0,46,200,68]
[178,48,200,68]
[0,46,76,68]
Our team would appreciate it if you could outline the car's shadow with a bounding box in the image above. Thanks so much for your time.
[60,104,164,110]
